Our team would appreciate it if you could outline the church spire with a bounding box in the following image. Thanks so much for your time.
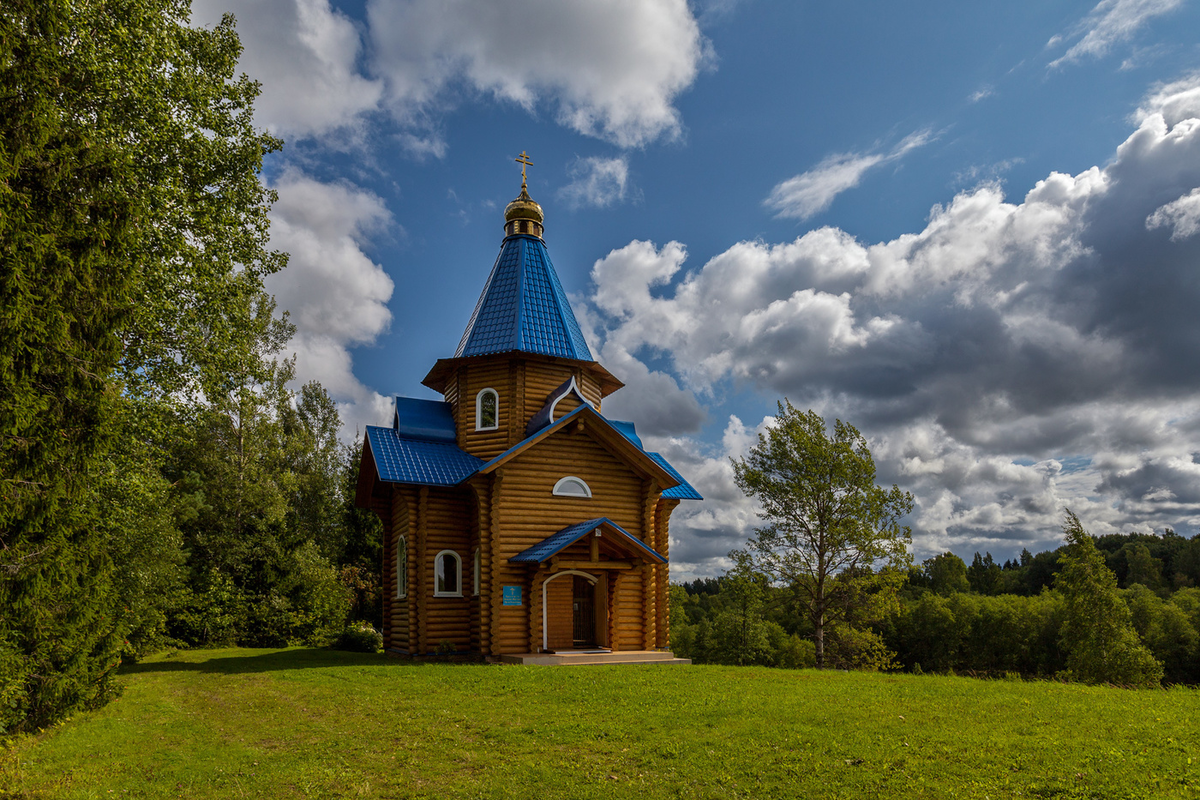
[503,151,544,238]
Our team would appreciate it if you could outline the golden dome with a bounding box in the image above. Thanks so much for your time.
[503,151,544,238]
[504,185,544,225]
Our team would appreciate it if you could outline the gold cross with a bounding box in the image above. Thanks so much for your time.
[515,151,533,187]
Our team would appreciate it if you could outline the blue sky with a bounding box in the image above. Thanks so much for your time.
[192,0,1200,578]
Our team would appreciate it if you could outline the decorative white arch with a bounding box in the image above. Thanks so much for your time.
[548,375,589,424]
[541,570,599,652]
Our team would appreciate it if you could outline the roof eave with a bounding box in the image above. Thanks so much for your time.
[421,352,624,397]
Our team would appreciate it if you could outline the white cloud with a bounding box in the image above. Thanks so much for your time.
[765,130,934,221]
[367,0,706,147]
[1147,187,1200,239]
[266,169,396,436]
[1049,0,1185,68]
[645,416,768,581]
[190,0,383,140]
[969,86,995,103]
[589,76,1200,568]
[558,156,630,209]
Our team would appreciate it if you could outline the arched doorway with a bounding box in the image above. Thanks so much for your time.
[542,570,605,652]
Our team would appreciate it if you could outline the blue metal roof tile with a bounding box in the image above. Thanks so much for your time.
[649,452,704,500]
[365,426,482,486]
[455,234,593,361]
[608,420,643,451]
[509,517,667,565]
[392,397,457,443]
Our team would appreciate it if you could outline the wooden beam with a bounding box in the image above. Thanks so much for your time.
[553,560,632,570]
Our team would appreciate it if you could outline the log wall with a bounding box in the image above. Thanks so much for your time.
[453,362,512,460]
[385,490,409,653]
[419,486,475,654]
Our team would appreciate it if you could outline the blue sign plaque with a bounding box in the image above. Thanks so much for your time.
[502,585,523,606]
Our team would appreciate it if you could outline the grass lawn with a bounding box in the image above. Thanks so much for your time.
[2,648,1198,799]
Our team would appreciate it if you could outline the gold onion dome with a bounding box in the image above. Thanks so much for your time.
[504,151,544,238]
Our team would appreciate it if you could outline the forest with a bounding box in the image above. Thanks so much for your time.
[671,528,1200,684]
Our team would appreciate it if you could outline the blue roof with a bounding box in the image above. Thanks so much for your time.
[608,420,643,450]
[525,377,591,437]
[365,399,700,500]
[365,425,482,486]
[393,397,456,443]
[649,453,704,500]
[455,234,593,361]
[509,517,667,564]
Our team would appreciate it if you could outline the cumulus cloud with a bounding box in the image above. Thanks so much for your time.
[367,0,705,148]
[266,169,396,436]
[765,130,934,221]
[589,76,1200,570]
[558,156,630,209]
[190,0,383,140]
[644,416,768,581]
[1049,0,1185,68]
[1147,187,1200,239]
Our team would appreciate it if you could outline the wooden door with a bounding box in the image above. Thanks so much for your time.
[572,575,596,647]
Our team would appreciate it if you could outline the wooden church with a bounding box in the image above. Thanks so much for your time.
[355,156,700,661]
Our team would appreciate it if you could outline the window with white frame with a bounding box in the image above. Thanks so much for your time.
[552,476,592,498]
[476,388,499,430]
[473,548,481,596]
[434,550,462,597]
[395,534,407,599]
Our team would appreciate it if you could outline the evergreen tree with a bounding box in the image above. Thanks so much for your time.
[1056,511,1162,687]
[1,0,281,731]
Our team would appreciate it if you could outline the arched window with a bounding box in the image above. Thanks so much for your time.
[395,535,407,599]
[552,476,592,498]
[473,548,481,596]
[476,388,499,431]
[434,550,462,597]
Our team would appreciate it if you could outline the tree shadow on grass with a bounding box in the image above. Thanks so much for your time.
[119,648,436,676]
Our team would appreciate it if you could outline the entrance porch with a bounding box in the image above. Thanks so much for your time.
[495,650,690,665]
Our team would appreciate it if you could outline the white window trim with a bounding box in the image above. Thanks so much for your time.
[553,476,593,498]
[396,534,407,599]
[475,388,499,431]
[434,549,463,598]
[473,548,481,596]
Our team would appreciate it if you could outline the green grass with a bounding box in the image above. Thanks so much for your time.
[3,648,1198,799]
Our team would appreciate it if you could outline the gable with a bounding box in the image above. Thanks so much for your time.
[478,405,677,489]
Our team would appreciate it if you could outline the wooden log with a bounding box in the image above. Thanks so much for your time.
[488,470,504,656]
[552,560,633,570]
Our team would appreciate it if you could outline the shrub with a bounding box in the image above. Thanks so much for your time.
[333,621,382,653]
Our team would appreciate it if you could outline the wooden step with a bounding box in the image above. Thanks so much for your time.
[495,650,691,666]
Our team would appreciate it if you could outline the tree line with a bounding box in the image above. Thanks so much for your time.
[672,519,1198,685]
[671,400,1189,688]
[1,0,380,734]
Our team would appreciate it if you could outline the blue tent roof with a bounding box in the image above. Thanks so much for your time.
[508,517,667,564]
[364,425,482,486]
[455,234,593,361]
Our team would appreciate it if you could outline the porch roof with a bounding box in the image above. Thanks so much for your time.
[508,517,667,565]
